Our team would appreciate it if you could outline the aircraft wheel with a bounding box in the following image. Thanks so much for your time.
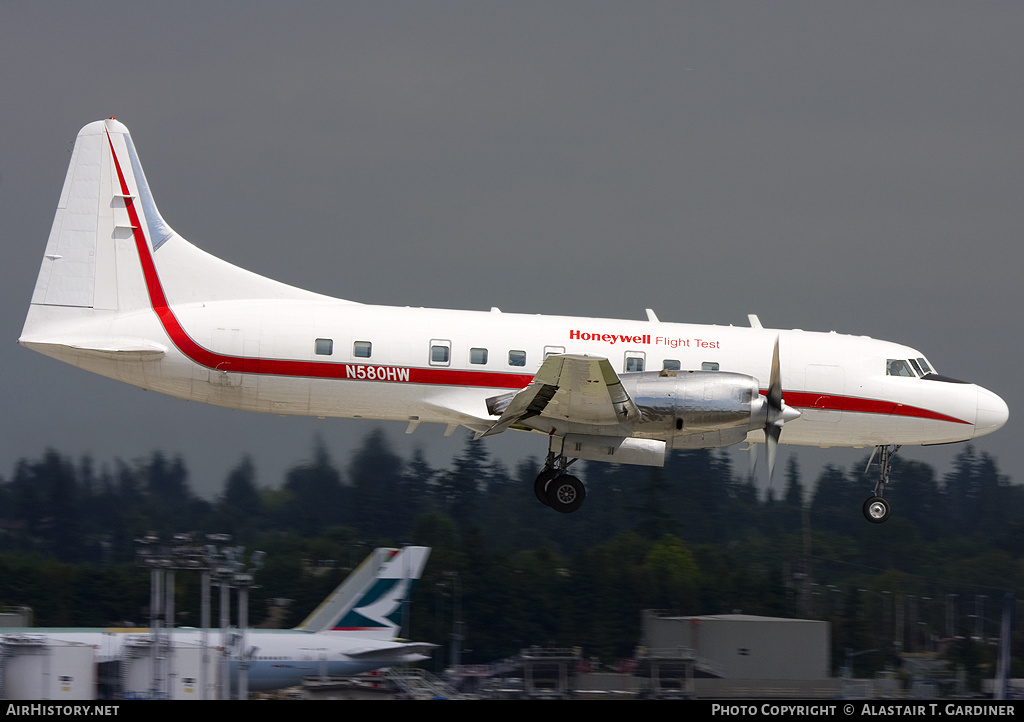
[534,469,558,506]
[862,496,891,524]
[546,475,586,514]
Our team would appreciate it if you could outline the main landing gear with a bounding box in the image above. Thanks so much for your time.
[535,452,586,514]
[862,444,900,524]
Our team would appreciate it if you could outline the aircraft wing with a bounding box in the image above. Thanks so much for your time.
[478,354,640,438]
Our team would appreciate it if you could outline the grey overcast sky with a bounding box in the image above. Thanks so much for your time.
[1,2,1020,499]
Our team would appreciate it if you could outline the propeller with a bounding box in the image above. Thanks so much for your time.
[763,336,801,482]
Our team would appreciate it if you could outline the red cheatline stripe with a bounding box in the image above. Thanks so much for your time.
[760,390,969,425]
[104,130,971,424]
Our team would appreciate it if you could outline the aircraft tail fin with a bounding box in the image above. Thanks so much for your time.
[296,546,430,639]
[27,118,169,313]
[20,119,346,356]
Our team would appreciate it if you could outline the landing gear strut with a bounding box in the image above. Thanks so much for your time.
[863,444,899,524]
[535,452,585,513]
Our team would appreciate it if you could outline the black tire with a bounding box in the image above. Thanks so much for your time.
[862,496,891,524]
[546,475,586,514]
[534,469,558,506]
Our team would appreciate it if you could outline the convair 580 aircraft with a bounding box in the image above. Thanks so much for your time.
[20,119,1008,523]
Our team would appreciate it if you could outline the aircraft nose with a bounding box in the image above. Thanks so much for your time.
[974,386,1009,438]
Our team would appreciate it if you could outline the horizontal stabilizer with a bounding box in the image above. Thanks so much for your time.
[345,642,438,660]
[21,339,166,360]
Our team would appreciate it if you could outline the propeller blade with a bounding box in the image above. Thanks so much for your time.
[745,443,758,478]
[767,335,783,412]
[766,422,781,481]
[762,335,800,484]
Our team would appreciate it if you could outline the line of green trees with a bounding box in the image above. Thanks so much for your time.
[0,430,1020,683]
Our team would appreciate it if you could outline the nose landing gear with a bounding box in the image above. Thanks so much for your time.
[862,444,900,523]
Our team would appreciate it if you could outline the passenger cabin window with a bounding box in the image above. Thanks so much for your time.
[353,341,371,358]
[508,350,526,367]
[544,345,565,359]
[702,361,719,371]
[625,352,645,372]
[887,359,916,377]
[470,348,488,365]
[430,340,451,366]
[314,338,333,356]
[663,359,681,371]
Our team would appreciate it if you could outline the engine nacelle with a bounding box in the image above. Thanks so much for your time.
[619,369,766,437]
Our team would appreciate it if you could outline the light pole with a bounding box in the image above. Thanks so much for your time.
[135,533,209,699]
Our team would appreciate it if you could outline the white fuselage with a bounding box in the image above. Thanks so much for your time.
[23,296,1004,449]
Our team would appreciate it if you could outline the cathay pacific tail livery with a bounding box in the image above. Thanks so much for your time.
[20,119,1008,522]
